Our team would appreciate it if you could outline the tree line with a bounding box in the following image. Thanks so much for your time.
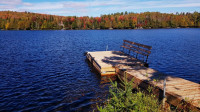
[0,11,200,30]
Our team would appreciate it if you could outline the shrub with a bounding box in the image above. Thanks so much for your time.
[97,75,161,112]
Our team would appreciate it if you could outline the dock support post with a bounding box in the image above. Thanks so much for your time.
[163,78,166,98]
[106,45,108,51]
[162,78,167,109]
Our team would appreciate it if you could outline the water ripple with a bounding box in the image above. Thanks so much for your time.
[0,29,199,111]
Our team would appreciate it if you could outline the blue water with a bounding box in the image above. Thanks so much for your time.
[0,29,199,111]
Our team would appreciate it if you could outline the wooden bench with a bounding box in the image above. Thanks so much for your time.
[120,40,152,66]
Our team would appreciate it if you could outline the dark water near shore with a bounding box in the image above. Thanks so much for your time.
[0,29,199,111]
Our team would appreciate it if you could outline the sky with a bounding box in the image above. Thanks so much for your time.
[0,0,200,17]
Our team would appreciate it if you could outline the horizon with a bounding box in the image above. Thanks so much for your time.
[0,0,200,17]
[1,10,199,17]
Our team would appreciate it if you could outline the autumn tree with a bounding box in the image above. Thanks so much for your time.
[0,11,199,30]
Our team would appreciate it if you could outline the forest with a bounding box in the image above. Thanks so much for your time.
[0,11,200,30]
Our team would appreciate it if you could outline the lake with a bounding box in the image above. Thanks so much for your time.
[0,29,200,111]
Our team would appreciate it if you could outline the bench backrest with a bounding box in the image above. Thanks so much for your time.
[120,40,152,63]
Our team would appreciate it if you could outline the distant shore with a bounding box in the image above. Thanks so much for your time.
[1,27,199,31]
[0,11,200,30]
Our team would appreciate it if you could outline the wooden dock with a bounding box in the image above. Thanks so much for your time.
[86,51,145,75]
[86,50,200,110]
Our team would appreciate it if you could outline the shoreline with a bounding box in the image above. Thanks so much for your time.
[1,27,200,31]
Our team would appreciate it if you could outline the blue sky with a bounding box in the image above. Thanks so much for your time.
[0,0,200,17]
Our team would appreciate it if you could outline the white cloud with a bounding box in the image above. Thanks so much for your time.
[0,0,22,5]
[120,0,200,11]
[22,2,32,6]
[161,3,200,8]
[19,2,64,10]
[0,5,16,9]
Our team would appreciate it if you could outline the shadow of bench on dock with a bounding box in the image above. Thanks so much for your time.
[85,40,200,110]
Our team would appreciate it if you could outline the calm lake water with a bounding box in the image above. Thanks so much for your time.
[0,29,200,111]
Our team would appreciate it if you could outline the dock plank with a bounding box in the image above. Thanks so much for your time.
[86,51,144,75]
[116,67,200,108]
[86,51,200,110]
